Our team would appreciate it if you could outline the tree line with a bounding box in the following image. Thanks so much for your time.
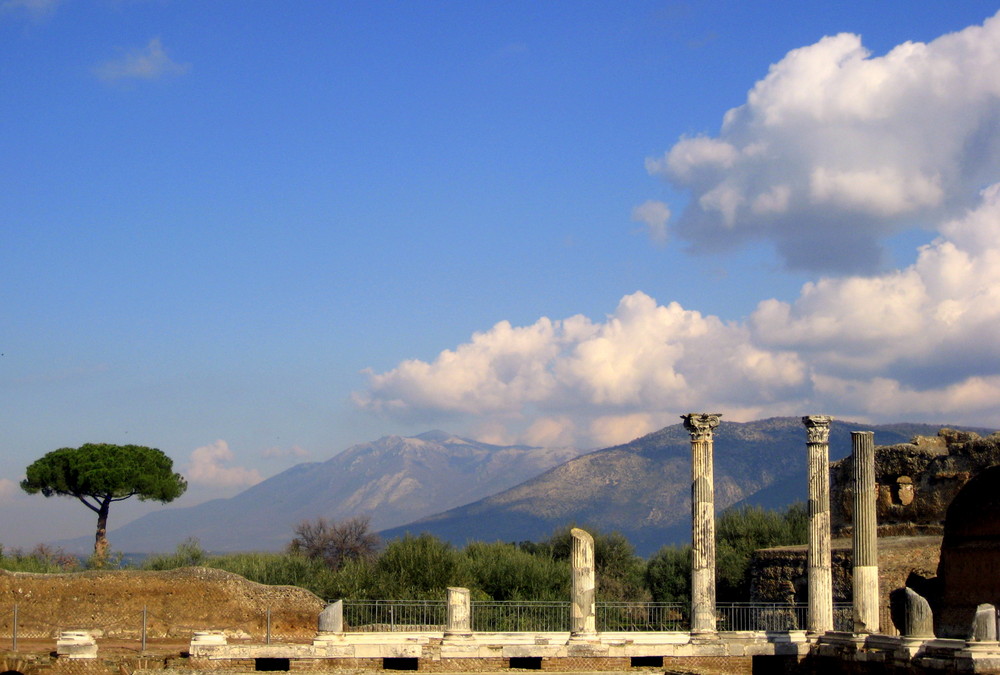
[1,504,807,603]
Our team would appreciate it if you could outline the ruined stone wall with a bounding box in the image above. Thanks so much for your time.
[749,536,943,632]
[0,567,325,639]
[830,430,1000,538]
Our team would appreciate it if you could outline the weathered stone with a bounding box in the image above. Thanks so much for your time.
[804,414,834,634]
[682,412,722,635]
[852,431,880,634]
[570,527,596,636]
[318,600,343,633]
[446,587,472,637]
[902,587,934,637]
[937,465,1000,638]
[831,429,1000,539]
[972,604,998,641]
[56,630,97,659]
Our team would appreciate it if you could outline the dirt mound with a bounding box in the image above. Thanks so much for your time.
[0,566,325,640]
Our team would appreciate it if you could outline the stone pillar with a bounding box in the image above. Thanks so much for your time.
[683,412,722,635]
[852,430,880,633]
[570,527,596,637]
[318,600,344,633]
[804,415,834,634]
[446,587,472,638]
[971,604,998,642]
[903,588,934,638]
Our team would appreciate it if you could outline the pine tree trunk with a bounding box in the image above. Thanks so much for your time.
[94,499,110,565]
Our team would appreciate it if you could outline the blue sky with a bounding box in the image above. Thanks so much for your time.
[3,1,1000,548]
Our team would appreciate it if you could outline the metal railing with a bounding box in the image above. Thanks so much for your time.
[342,600,447,632]
[472,601,571,632]
[1,600,892,647]
[597,602,688,631]
[341,600,872,633]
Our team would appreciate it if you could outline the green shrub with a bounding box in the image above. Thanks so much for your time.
[464,541,568,601]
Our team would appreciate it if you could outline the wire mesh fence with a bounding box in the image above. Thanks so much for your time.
[0,603,317,649]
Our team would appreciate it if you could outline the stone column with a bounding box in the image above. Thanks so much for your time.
[445,587,472,638]
[683,413,722,635]
[804,415,834,634]
[318,600,344,633]
[852,430,880,633]
[570,527,596,637]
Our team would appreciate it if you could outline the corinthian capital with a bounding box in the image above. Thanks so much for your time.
[802,415,833,444]
[681,413,722,440]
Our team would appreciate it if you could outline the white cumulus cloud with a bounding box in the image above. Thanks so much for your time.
[644,12,1000,272]
[358,184,1000,447]
[186,440,263,488]
[95,37,190,82]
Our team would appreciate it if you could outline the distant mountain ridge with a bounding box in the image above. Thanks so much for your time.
[55,431,586,554]
[381,418,994,556]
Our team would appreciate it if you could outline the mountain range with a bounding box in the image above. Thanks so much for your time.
[380,418,970,555]
[57,430,584,553]
[60,418,992,557]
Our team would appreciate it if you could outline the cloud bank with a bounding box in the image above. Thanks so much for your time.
[356,13,1000,449]
[358,184,1000,446]
[647,12,1000,272]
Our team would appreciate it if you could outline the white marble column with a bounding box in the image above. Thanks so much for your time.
[445,587,472,638]
[683,413,722,635]
[570,527,596,637]
[852,430,880,633]
[804,415,834,634]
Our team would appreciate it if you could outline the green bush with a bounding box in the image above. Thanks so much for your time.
[373,533,471,599]
[0,544,80,573]
[716,503,807,601]
[464,541,568,601]
[141,538,208,570]
[645,545,691,604]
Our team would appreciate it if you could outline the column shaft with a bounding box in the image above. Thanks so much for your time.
[570,528,596,636]
[804,415,834,634]
[445,587,471,637]
[683,413,722,635]
[852,430,879,633]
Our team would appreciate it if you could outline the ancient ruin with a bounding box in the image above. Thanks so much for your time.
[682,412,721,636]
[5,422,1000,675]
[803,414,833,634]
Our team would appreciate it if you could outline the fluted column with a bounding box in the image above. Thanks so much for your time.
[804,415,834,634]
[683,412,722,635]
[852,431,879,633]
[570,527,596,637]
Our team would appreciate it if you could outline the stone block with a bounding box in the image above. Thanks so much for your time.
[56,630,97,659]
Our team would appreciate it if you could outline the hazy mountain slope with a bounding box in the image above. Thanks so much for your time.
[381,419,988,556]
[55,431,584,554]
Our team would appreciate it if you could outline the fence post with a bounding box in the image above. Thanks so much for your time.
[266,608,271,645]
[142,605,147,653]
[12,604,18,652]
